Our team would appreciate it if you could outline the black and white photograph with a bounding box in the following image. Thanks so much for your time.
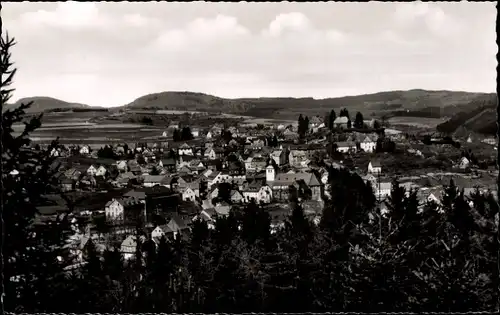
[1,1,498,313]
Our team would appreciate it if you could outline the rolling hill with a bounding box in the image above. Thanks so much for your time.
[436,93,498,136]
[115,90,493,120]
[3,97,91,113]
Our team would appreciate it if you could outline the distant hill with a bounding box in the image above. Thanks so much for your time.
[3,97,92,113]
[436,94,497,136]
[115,90,492,120]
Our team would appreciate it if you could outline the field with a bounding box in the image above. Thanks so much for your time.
[387,117,446,129]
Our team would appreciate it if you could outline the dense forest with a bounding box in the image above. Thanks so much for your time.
[2,33,499,313]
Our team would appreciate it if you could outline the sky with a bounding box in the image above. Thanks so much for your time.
[2,1,497,107]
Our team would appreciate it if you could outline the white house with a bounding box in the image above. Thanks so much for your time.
[375,182,392,200]
[178,143,194,156]
[336,141,357,153]
[333,116,349,129]
[116,160,128,172]
[458,157,470,169]
[368,160,382,174]
[181,187,196,202]
[86,165,98,176]
[206,131,213,139]
[360,136,376,153]
[95,165,107,177]
[257,185,273,204]
[204,148,217,160]
[50,147,61,157]
[105,198,125,222]
[79,145,90,155]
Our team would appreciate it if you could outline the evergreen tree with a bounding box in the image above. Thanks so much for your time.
[354,112,364,129]
[2,33,70,312]
[173,128,181,142]
[328,109,336,130]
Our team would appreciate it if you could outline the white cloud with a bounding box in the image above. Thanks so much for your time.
[266,12,312,37]
[19,2,109,30]
[393,2,461,37]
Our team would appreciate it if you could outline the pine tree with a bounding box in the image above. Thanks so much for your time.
[2,32,71,312]
[354,112,364,129]
[328,109,336,130]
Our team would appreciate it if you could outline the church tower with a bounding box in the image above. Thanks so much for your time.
[266,164,275,183]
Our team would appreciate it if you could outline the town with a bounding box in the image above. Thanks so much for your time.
[24,110,498,270]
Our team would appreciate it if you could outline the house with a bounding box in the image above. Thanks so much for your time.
[375,182,392,200]
[266,168,322,202]
[333,116,349,129]
[86,165,98,176]
[206,131,213,139]
[336,141,357,153]
[50,147,61,157]
[466,134,474,143]
[482,137,497,146]
[230,190,244,204]
[165,214,191,239]
[143,175,165,187]
[289,150,308,168]
[360,136,377,153]
[116,160,128,172]
[178,143,194,156]
[270,150,287,166]
[60,177,74,192]
[65,168,83,181]
[158,158,177,173]
[120,235,146,260]
[79,145,90,155]
[181,187,196,202]
[257,185,273,204]
[214,202,231,217]
[368,160,382,174]
[458,157,470,169]
[128,160,142,175]
[105,198,125,222]
[204,148,217,160]
[160,175,179,190]
[95,165,107,177]
[283,129,299,141]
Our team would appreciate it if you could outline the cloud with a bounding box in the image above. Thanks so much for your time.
[17,2,159,31]
[152,14,250,51]
[393,2,461,37]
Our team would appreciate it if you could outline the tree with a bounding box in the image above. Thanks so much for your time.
[328,109,336,130]
[2,33,71,312]
[173,129,181,142]
[339,108,350,120]
[354,112,364,129]
[181,127,194,141]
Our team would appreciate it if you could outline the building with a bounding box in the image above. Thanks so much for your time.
[458,157,470,169]
[266,167,322,202]
[333,116,349,129]
[360,136,377,153]
[181,187,196,202]
[337,141,357,153]
[368,160,382,174]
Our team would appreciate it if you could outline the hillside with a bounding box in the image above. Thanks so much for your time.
[436,94,497,136]
[116,90,492,120]
[3,97,91,113]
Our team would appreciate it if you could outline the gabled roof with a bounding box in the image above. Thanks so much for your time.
[143,175,166,183]
[272,172,320,187]
[334,116,349,124]
[370,160,382,168]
